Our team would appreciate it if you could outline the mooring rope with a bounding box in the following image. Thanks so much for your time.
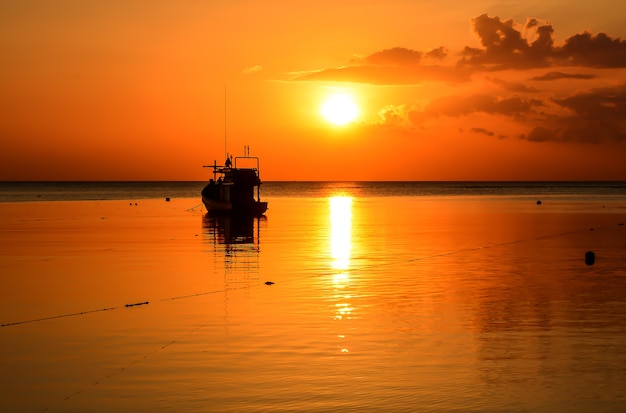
[1,306,120,327]
[1,289,231,328]
[185,203,204,211]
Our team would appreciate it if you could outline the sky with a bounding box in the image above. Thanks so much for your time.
[2,0,626,181]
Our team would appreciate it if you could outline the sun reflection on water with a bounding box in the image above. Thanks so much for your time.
[330,196,352,271]
[329,196,353,354]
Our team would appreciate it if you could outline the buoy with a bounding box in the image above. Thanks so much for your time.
[536,200,542,205]
[165,197,170,202]
[585,251,595,266]
[125,301,149,307]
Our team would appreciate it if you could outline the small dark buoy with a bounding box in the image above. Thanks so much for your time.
[165,197,170,202]
[264,281,275,286]
[536,200,542,205]
[125,301,149,307]
[585,251,595,266]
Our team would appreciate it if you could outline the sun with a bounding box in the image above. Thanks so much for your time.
[321,93,359,125]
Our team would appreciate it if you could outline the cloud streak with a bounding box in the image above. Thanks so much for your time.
[530,71,596,81]
[292,60,468,85]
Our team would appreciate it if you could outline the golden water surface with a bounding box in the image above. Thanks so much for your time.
[1,195,626,412]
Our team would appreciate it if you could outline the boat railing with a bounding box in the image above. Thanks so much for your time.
[234,156,260,175]
[203,156,260,172]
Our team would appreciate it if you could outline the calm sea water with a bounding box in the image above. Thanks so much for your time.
[1,182,626,412]
[1,181,626,202]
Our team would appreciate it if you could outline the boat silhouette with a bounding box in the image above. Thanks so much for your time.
[201,150,268,216]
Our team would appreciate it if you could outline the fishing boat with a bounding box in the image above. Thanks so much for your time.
[201,149,268,216]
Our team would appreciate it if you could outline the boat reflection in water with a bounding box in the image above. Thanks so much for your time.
[203,213,263,245]
[202,213,265,276]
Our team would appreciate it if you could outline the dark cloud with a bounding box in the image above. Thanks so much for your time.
[410,94,542,122]
[360,47,422,65]
[471,127,495,137]
[524,126,553,142]
[524,18,538,31]
[554,84,626,116]
[459,14,626,70]
[350,46,447,65]
[488,77,540,93]
[425,47,448,61]
[558,32,626,67]
[458,14,554,69]
[530,71,596,81]
[521,84,626,143]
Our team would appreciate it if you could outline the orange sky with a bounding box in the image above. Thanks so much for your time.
[2,1,626,181]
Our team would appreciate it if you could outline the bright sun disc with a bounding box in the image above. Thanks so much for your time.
[321,94,359,125]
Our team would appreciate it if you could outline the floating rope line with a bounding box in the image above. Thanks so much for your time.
[351,223,618,272]
[185,203,204,211]
[3,221,622,328]
[160,285,250,302]
[268,221,624,282]
[1,306,120,327]
[1,286,255,328]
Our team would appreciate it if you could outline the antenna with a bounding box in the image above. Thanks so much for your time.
[224,86,227,162]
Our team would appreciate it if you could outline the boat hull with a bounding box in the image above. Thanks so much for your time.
[202,196,268,216]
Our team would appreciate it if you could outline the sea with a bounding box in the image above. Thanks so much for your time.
[1,181,626,203]
[1,181,626,412]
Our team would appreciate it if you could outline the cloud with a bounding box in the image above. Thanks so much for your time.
[458,14,554,70]
[425,47,448,61]
[488,77,540,93]
[530,71,596,81]
[524,126,553,142]
[558,32,626,67]
[242,65,263,74]
[471,127,495,137]
[377,104,411,126]
[410,94,542,122]
[521,84,626,143]
[459,14,626,70]
[289,45,465,85]
[357,47,423,65]
[350,46,448,66]
[291,64,469,85]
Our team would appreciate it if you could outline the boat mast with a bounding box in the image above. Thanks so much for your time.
[224,86,227,163]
